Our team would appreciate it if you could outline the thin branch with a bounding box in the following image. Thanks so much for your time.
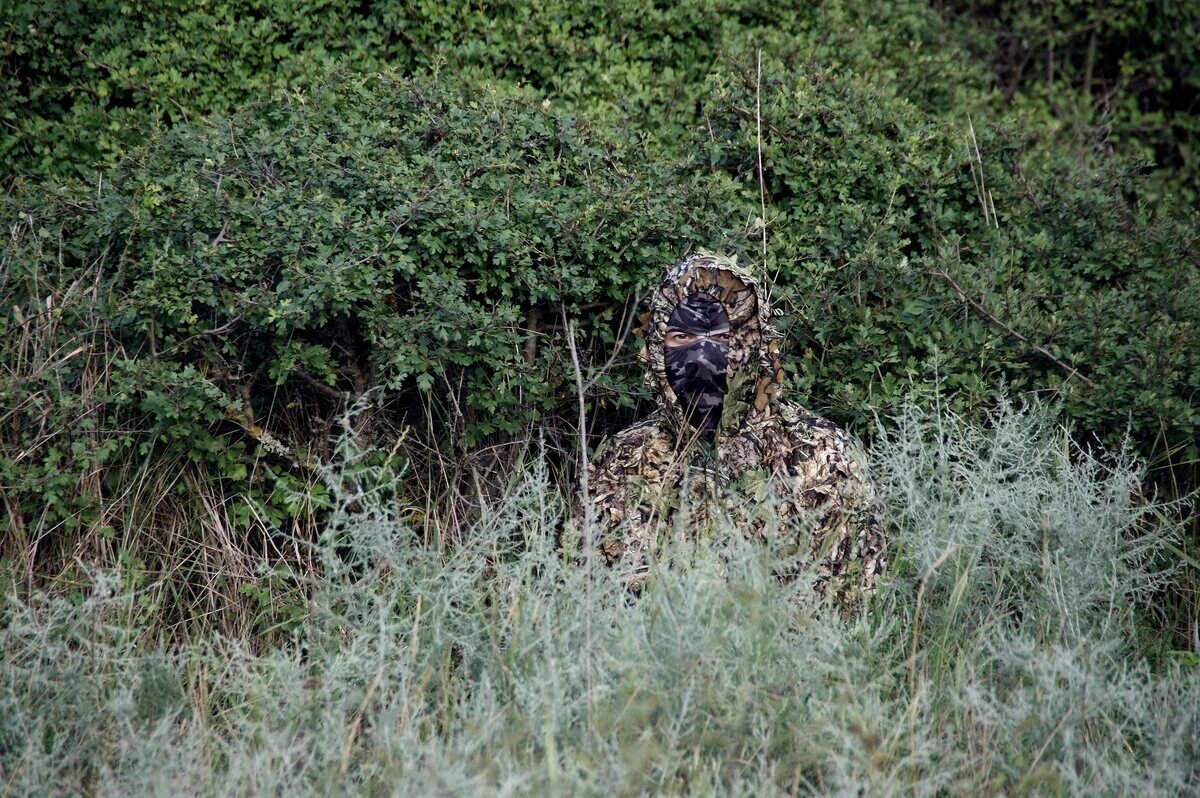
[339,658,384,775]
[523,305,540,366]
[755,49,768,262]
[730,104,794,143]
[295,368,352,401]
[582,292,641,393]
[966,116,998,229]
[908,544,958,694]
[222,406,315,472]
[211,218,233,246]
[170,314,246,352]
[1011,159,1045,212]
[929,268,1096,387]
[563,309,594,732]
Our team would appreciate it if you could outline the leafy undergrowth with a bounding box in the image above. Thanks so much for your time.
[3,403,1197,796]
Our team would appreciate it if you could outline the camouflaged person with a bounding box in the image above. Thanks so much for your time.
[581,251,887,612]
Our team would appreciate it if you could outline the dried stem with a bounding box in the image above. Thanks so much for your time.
[563,310,594,730]
[582,291,641,394]
[755,49,768,262]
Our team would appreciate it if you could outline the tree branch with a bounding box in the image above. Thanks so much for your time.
[929,268,1095,388]
[563,309,594,731]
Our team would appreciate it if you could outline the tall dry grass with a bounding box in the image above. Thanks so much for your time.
[1,402,1196,795]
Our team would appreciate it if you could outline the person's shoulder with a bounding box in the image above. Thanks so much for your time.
[777,401,877,500]
[611,414,668,443]
[778,401,859,453]
[592,414,671,467]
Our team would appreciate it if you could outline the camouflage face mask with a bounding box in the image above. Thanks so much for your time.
[665,293,729,434]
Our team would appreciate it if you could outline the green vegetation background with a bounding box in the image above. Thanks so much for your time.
[2,3,1200,793]
[3,405,1197,794]
[2,2,1197,636]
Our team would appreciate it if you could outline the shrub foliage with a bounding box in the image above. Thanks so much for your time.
[2,72,726,565]
[2,404,1195,794]
[1,1,1197,633]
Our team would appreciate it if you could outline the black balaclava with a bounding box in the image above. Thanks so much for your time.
[665,293,730,435]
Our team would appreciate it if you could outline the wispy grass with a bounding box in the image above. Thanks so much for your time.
[2,402,1197,796]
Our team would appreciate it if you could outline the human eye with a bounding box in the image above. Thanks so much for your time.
[666,331,693,346]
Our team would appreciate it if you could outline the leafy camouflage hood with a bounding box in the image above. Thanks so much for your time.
[639,252,786,440]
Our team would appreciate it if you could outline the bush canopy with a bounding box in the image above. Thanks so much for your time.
[1,0,1197,628]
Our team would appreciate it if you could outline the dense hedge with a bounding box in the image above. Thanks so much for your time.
[1,1,997,182]
[2,73,728,542]
[946,0,1200,207]
[2,1,1197,584]
[704,58,1200,440]
[7,1,1196,200]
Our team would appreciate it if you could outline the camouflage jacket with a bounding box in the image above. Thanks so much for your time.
[582,253,887,610]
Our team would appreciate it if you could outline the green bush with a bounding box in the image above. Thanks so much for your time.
[704,57,1200,451]
[1,72,724,570]
[943,0,1200,207]
[2,0,1197,642]
[2,1,985,182]
[2,0,396,181]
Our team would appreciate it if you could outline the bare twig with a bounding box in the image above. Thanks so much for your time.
[582,292,641,393]
[929,268,1096,387]
[167,96,190,124]
[197,315,244,339]
[1011,159,1045,212]
[170,315,246,351]
[295,368,351,402]
[563,309,594,731]
[730,104,794,143]
[908,544,959,693]
[523,305,540,366]
[210,218,232,246]
[1083,3,1100,96]
[339,657,384,775]
[222,406,316,471]
[755,49,768,262]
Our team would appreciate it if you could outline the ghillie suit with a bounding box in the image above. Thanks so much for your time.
[582,252,887,611]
